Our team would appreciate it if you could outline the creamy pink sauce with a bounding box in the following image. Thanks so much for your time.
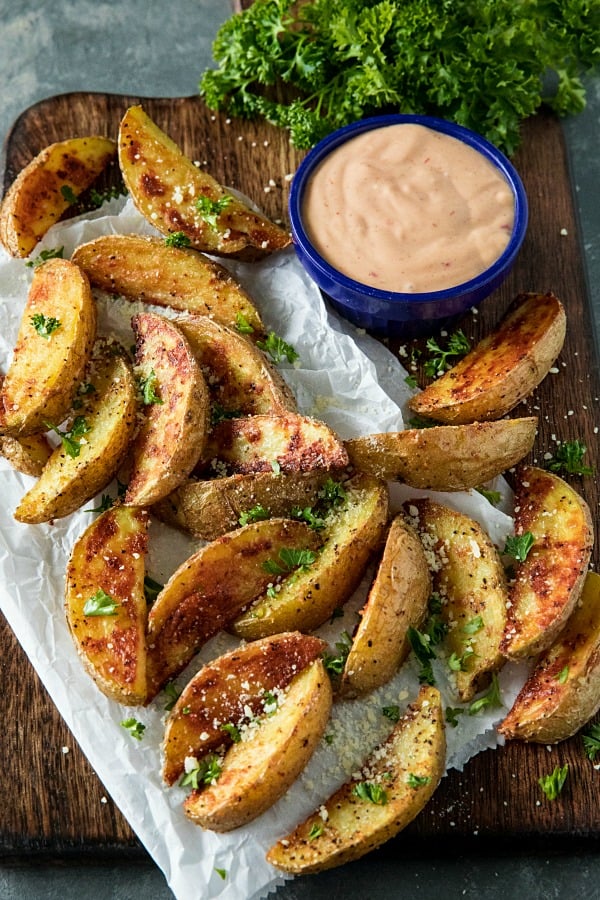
[302,123,515,292]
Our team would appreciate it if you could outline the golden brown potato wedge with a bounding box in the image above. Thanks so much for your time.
[0,136,116,257]
[183,659,332,831]
[176,314,296,416]
[15,346,137,523]
[233,473,388,639]
[405,498,507,701]
[124,313,210,507]
[501,466,594,660]
[153,470,343,541]
[200,413,348,476]
[498,572,600,743]
[0,258,97,437]
[409,292,566,424]
[162,631,327,786]
[145,518,322,696]
[345,417,537,491]
[65,505,149,705]
[118,105,290,260]
[71,234,265,335]
[267,685,445,874]
[339,514,431,698]
[0,432,52,476]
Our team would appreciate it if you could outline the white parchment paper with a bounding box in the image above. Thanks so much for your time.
[0,199,527,900]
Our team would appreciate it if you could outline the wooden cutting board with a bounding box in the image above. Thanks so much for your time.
[1,92,599,860]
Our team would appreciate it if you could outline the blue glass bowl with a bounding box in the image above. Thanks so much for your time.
[288,114,528,336]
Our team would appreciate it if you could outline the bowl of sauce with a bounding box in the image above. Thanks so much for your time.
[289,114,528,335]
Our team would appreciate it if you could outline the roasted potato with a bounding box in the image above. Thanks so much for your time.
[233,473,388,639]
[408,292,566,424]
[153,470,343,541]
[15,346,137,523]
[71,234,265,335]
[0,136,116,257]
[124,312,210,507]
[118,105,290,260]
[267,684,445,874]
[339,514,431,698]
[0,258,97,436]
[162,632,327,786]
[145,518,322,696]
[499,572,600,743]
[405,498,507,701]
[345,417,537,491]
[65,505,149,705]
[176,314,296,416]
[183,659,332,831]
[0,431,52,476]
[200,412,349,476]
[501,465,594,660]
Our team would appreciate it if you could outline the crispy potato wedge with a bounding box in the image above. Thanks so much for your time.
[501,465,594,660]
[409,292,566,424]
[176,314,296,416]
[267,684,445,874]
[233,473,388,639]
[146,518,322,696]
[124,313,210,507]
[0,258,97,436]
[118,105,290,260]
[65,505,149,705]
[153,470,343,541]
[14,347,137,523]
[162,631,327,786]
[71,234,265,335]
[405,498,507,701]
[200,413,348,476]
[339,514,431,698]
[499,572,600,743]
[183,659,332,831]
[345,417,537,491]
[0,432,52,476]
[0,136,116,257]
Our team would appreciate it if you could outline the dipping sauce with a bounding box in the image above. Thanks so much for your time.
[301,123,515,293]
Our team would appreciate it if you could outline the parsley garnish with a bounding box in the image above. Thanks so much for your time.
[60,184,78,205]
[503,532,535,563]
[144,575,163,604]
[445,706,465,728]
[322,630,352,676]
[557,665,570,685]
[26,246,64,268]
[83,588,119,617]
[291,505,326,530]
[317,477,347,508]
[448,647,475,672]
[407,773,431,789]
[404,374,418,389]
[215,868,227,880]
[239,504,271,526]
[256,331,299,364]
[582,723,600,761]
[407,415,437,429]
[423,330,471,378]
[87,185,127,208]
[30,313,61,339]
[221,723,242,743]
[163,681,182,711]
[539,764,568,801]
[476,486,503,506]
[84,494,114,513]
[235,312,255,335]
[546,439,594,476]
[382,705,401,723]
[463,615,484,635]
[45,416,91,458]
[308,821,324,839]
[164,231,191,248]
[468,673,502,716]
[120,717,146,740]
[263,547,317,575]
[179,754,222,790]
[407,625,437,686]
[211,402,241,426]
[138,369,163,405]
[196,194,233,230]
[352,781,388,805]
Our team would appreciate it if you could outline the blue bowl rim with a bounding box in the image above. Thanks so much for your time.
[288,113,528,305]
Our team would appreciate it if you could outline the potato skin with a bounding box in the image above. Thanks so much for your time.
[408,292,566,424]
[345,417,537,490]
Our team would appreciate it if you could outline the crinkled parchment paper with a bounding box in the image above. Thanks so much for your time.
[0,199,528,900]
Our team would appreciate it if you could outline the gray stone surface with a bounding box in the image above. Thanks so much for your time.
[0,1,598,898]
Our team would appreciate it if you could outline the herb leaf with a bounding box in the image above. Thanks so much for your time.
[239,504,271,526]
[256,331,299,364]
[407,773,431,789]
[120,717,146,740]
[83,588,119,617]
[263,547,317,575]
[322,630,352,675]
[382,705,401,723]
[45,415,91,458]
[468,673,502,716]
[138,369,163,405]
[423,330,471,378]
[235,312,255,335]
[308,821,324,839]
[163,681,182,711]
[503,531,535,563]
[26,246,64,268]
[164,231,191,248]
[546,439,594,476]
[179,754,222,790]
[30,313,61,339]
[539,764,568,801]
[144,575,163,604]
[352,781,388,805]
[196,194,233,230]
[582,723,600,761]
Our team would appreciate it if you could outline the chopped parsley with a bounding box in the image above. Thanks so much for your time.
[538,764,568,801]
[83,588,119,617]
[256,331,299,364]
[263,546,317,575]
[382,705,401,723]
[404,374,418,389]
[446,706,465,728]
[144,575,163,604]
[308,821,324,839]
[221,722,242,743]
[546,439,594,476]
[322,630,352,676]
[179,754,222,790]
[30,313,61,339]
[407,415,437,430]
[45,415,91,458]
[120,718,146,740]
[235,312,255,334]
[317,477,347,508]
[26,246,64,268]
[211,402,241,426]
[87,185,127,208]
[407,773,431,789]
[468,672,502,716]
[423,330,471,378]
[214,868,227,880]
[582,723,600,761]
[463,615,484,635]
[239,504,271,526]
[448,647,475,672]
[196,194,234,230]
[352,781,388,805]
[84,494,114,513]
[163,681,182,711]
[557,665,570,685]
[291,505,326,530]
[164,230,191,248]
[503,532,535,563]
[60,184,78,205]
[476,486,503,506]
[137,369,163,405]
[407,625,437,686]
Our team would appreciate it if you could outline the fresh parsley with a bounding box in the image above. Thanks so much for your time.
[352,781,388,805]
[235,312,255,335]
[83,588,119,617]
[211,402,241,426]
[164,231,192,248]
[262,546,317,575]
[239,504,271,525]
[26,246,64,268]
[84,493,114,513]
[138,369,163,405]
[582,723,600,761]
[404,374,418,389]
[423,330,471,378]
[407,773,431,789]
[468,673,502,716]
[120,717,146,740]
[463,615,484,635]
[475,486,503,506]
[308,821,324,839]
[557,665,570,685]
[221,723,242,743]
[256,331,299,364]
[163,681,182,711]
[546,439,594,476]
[317,477,347,509]
[539,764,568,801]
[45,416,91,458]
[214,868,227,880]
[382,705,401,723]
[322,630,352,676]
[503,532,535,563]
[445,706,465,728]
[60,184,78,205]
[179,754,222,790]
[30,313,61,339]
[144,575,163,604]
[196,194,233,230]
[407,625,437,686]
[291,505,326,530]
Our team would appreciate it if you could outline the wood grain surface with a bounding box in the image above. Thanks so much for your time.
[1,91,599,860]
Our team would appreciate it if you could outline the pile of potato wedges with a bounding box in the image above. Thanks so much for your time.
[0,104,598,876]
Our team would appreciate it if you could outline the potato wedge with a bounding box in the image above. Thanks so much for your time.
[146,518,322,696]
[0,258,97,436]
[267,684,445,874]
[14,346,137,523]
[0,136,116,257]
[200,413,348,476]
[339,514,431,698]
[345,417,537,491]
[71,234,265,335]
[233,473,388,639]
[183,659,332,831]
[176,314,296,416]
[124,313,210,507]
[405,498,507,701]
[65,505,149,705]
[118,105,290,260]
[409,292,566,424]
[153,470,343,541]
[501,465,594,660]
[0,432,52,477]
[162,631,327,786]
[498,572,600,743]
